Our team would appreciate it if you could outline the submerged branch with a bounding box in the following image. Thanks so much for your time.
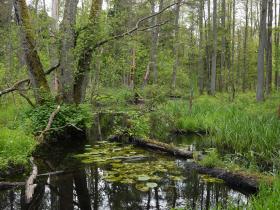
[25,157,38,204]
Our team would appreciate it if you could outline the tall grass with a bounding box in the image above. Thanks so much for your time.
[153,94,280,169]
[248,177,280,209]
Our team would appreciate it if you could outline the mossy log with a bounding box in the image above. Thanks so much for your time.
[109,134,259,193]
[108,135,197,159]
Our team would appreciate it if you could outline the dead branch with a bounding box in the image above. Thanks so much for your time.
[37,105,61,142]
[0,63,60,97]
[94,1,183,48]
[25,157,38,204]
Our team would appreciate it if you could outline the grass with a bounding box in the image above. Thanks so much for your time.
[0,102,36,170]
[248,176,280,209]
[152,93,280,170]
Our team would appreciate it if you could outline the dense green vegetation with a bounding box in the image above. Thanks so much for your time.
[1,0,280,208]
[0,102,35,170]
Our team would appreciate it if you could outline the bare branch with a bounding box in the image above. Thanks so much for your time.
[94,1,183,48]
[37,105,61,142]
[0,63,60,97]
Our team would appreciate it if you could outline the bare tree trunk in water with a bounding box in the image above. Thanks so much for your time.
[13,0,50,105]
[58,174,73,210]
[58,0,79,103]
[257,0,268,102]
[171,0,181,89]
[73,170,91,210]
[266,0,273,95]
[210,0,217,95]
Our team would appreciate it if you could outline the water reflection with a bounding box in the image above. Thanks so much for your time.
[0,157,248,210]
[0,113,249,209]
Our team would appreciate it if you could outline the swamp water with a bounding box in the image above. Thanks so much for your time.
[0,113,250,210]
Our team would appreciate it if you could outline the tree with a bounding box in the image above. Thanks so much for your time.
[58,0,79,103]
[13,0,50,104]
[210,0,217,95]
[266,0,273,94]
[171,0,181,89]
[256,0,268,102]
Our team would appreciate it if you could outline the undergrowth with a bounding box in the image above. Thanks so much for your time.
[152,93,280,170]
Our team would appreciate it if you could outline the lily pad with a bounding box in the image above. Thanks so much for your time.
[146,182,158,188]
[137,175,150,181]
[135,183,149,192]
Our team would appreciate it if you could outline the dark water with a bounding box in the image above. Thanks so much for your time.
[0,113,250,210]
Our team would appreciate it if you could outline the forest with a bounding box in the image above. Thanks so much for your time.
[0,0,280,209]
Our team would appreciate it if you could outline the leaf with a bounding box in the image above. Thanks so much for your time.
[135,183,150,192]
[137,175,150,181]
[146,182,158,188]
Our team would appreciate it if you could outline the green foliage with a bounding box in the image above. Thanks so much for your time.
[151,93,280,169]
[199,149,223,168]
[0,103,36,170]
[0,127,36,169]
[248,177,280,209]
[24,103,92,135]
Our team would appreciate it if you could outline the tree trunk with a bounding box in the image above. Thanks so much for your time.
[256,0,268,102]
[73,0,103,104]
[210,0,217,95]
[58,0,79,103]
[51,0,60,92]
[13,0,50,105]
[243,0,249,92]
[198,0,205,94]
[220,0,226,92]
[171,0,181,89]
[150,0,160,84]
[266,0,273,95]
[229,0,235,97]
[275,0,280,89]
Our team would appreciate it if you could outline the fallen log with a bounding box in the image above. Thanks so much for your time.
[108,134,260,193]
[0,182,25,190]
[108,135,199,159]
[184,162,259,193]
